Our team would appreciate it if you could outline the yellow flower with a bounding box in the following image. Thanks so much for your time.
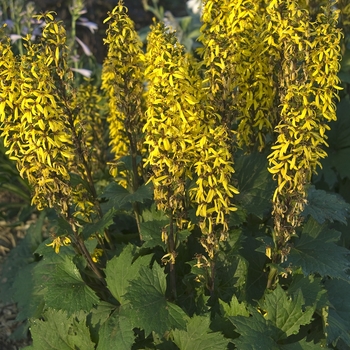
[102,1,145,189]
[0,15,75,213]
[143,21,201,220]
[46,236,72,254]
[91,248,103,263]
[267,0,342,251]
[199,0,277,151]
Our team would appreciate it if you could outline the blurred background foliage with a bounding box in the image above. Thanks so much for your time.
[0,0,190,63]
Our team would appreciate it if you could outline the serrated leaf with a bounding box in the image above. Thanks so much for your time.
[229,309,280,350]
[281,338,325,349]
[82,208,116,239]
[172,315,229,350]
[303,186,350,225]
[124,263,188,336]
[35,254,99,315]
[0,212,45,303]
[105,244,153,303]
[288,274,328,310]
[13,263,45,321]
[287,218,350,279]
[324,279,350,347]
[219,295,250,317]
[30,309,95,350]
[235,151,275,218]
[140,220,168,249]
[260,284,315,339]
[101,182,153,209]
[97,308,134,350]
[87,301,116,343]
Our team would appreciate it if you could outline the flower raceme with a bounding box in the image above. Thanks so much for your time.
[143,21,238,258]
[0,14,75,213]
[101,2,145,188]
[0,13,104,223]
[267,1,342,255]
[198,0,277,151]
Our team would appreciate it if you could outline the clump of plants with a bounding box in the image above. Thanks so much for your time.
[1,0,350,349]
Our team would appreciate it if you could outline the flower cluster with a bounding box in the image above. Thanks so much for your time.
[198,0,278,151]
[191,122,239,257]
[101,1,145,189]
[267,0,342,254]
[0,13,75,214]
[143,21,200,223]
[143,20,238,258]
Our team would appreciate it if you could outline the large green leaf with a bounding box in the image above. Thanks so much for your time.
[235,151,275,218]
[140,220,168,249]
[287,274,327,310]
[82,208,117,239]
[219,295,250,318]
[259,284,315,339]
[97,307,134,350]
[230,309,280,350]
[324,279,350,347]
[286,218,350,279]
[30,309,95,350]
[324,98,350,180]
[101,182,153,209]
[0,211,45,303]
[105,244,153,303]
[303,186,350,225]
[230,308,319,350]
[171,314,229,350]
[87,301,116,343]
[13,263,45,321]
[124,263,188,336]
[34,254,99,315]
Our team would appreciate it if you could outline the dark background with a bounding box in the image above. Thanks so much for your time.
[31,0,188,62]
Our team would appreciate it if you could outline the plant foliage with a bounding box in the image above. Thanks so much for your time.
[0,0,350,349]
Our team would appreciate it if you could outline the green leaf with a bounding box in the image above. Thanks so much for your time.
[303,186,350,225]
[82,208,116,239]
[101,182,153,209]
[325,97,350,179]
[287,218,350,279]
[281,338,326,349]
[288,274,328,310]
[324,279,350,347]
[30,309,95,350]
[259,284,315,339]
[235,151,275,218]
[124,263,188,336]
[229,309,280,350]
[219,295,250,317]
[105,244,153,303]
[140,220,168,249]
[13,263,45,321]
[97,308,134,350]
[87,301,116,343]
[35,254,99,315]
[172,315,229,350]
[0,211,45,303]
[239,233,267,302]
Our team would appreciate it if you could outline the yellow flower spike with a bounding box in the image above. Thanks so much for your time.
[102,1,145,189]
[267,0,342,251]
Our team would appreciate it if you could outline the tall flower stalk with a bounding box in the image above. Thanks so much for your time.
[267,1,342,281]
[101,1,146,235]
[0,12,107,283]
